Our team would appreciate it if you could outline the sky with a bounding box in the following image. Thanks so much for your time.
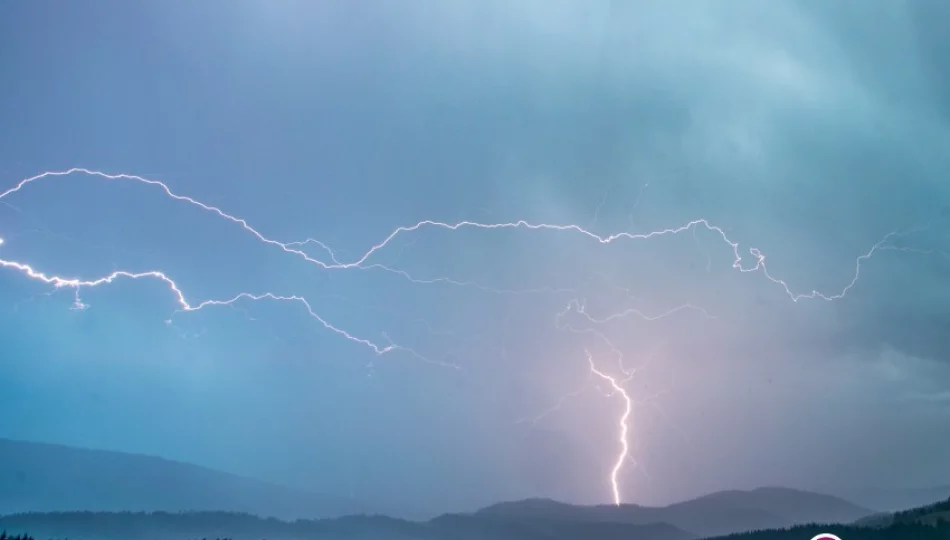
[0,0,949,516]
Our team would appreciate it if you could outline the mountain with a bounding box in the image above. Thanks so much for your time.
[705,496,950,540]
[0,438,367,520]
[0,437,883,539]
[837,485,950,513]
[2,500,940,540]
[475,487,874,538]
[854,495,950,528]
[0,511,697,540]
[430,512,695,540]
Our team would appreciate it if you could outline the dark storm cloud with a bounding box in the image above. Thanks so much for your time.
[836,300,950,364]
[400,0,950,366]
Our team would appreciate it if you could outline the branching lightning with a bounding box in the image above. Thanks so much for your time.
[586,350,633,506]
[0,168,935,505]
[0,254,431,360]
[1,168,914,303]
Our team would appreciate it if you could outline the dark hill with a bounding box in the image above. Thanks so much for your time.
[855,495,950,528]
[0,438,366,520]
[475,487,874,538]
[839,485,950,513]
[704,496,950,539]
[705,497,950,540]
[0,510,697,540]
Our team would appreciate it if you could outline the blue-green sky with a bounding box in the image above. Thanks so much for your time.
[1,0,948,515]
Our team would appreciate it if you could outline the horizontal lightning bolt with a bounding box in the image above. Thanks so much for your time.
[0,253,447,364]
[570,298,717,325]
[0,169,921,303]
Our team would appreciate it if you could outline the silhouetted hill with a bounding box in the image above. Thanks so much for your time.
[0,438,367,520]
[2,497,945,540]
[855,495,950,527]
[893,496,950,526]
[475,487,873,537]
[705,496,950,539]
[839,484,950,513]
[430,513,695,540]
[705,521,950,540]
[0,511,696,540]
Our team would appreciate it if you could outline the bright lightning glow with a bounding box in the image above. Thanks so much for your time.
[0,168,935,505]
[586,350,633,507]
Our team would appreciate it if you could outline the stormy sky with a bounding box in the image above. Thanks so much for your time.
[0,0,948,515]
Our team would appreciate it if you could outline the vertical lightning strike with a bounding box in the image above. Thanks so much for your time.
[586,350,633,506]
[547,299,661,505]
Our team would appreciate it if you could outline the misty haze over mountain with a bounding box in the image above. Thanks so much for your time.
[0,439,374,520]
[5,438,948,539]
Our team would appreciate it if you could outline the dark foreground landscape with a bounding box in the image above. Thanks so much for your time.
[2,439,948,539]
[0,497,948,540]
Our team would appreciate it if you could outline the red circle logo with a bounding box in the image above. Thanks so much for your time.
[810,535,842,540]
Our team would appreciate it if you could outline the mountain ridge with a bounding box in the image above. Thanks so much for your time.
[3,498,945,540]
[836,484,950,513]
[0,510,698,540]
[473,487,873,538]
[0,438,370,520]
[0,437,882,538]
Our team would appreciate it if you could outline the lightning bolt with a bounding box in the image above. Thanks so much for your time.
[628,182,650,231]
[515,369,593,428]
[0,168,938,505]
[586,350,633,506]
[0,168,917,303]
[0,172,447,364]
[0,255,433,361]
[571,298,717,325]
